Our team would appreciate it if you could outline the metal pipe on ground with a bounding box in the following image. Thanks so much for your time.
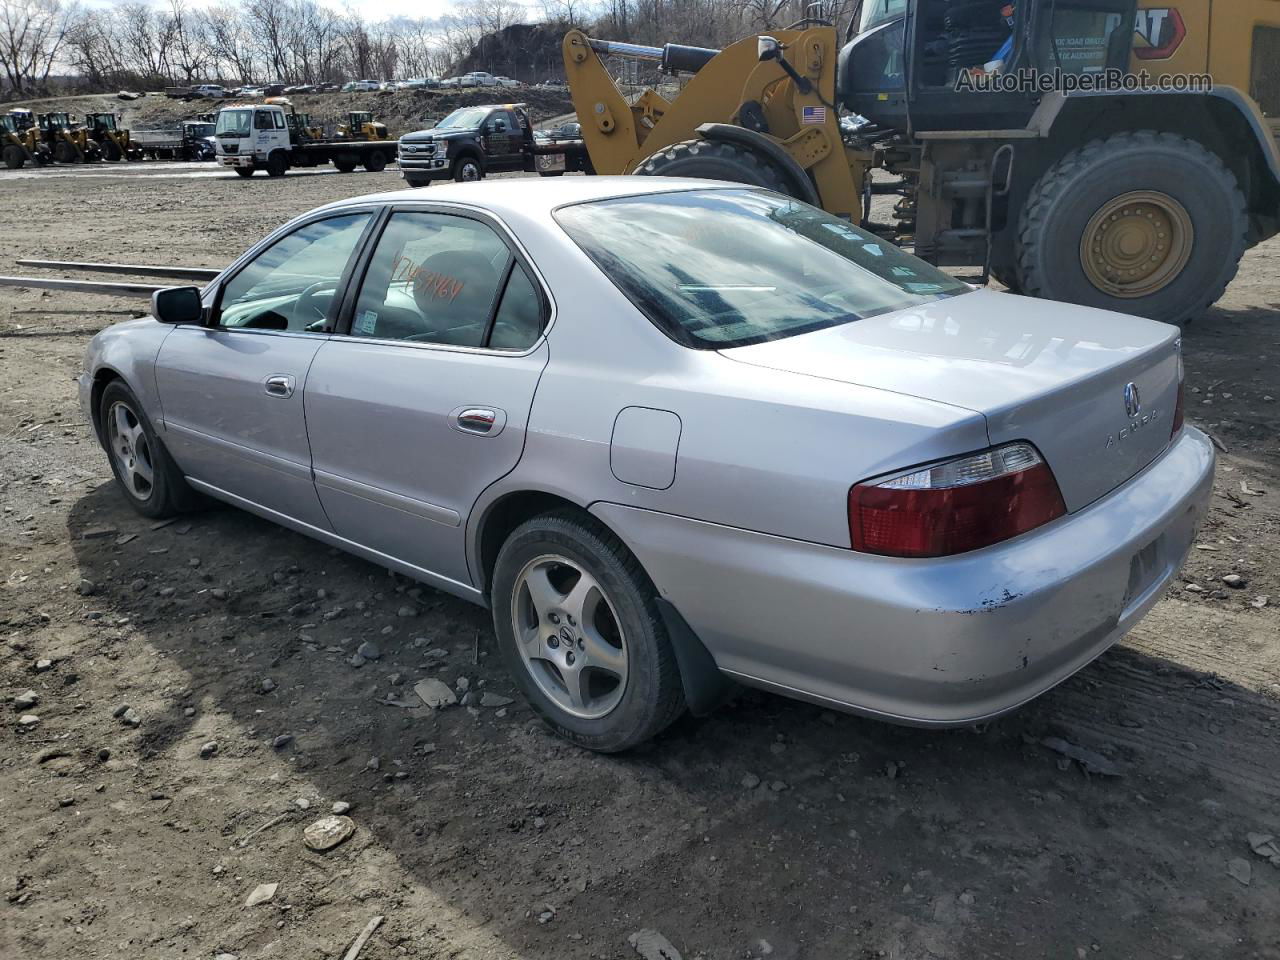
[16,259,220,281]
[0,276,163,297]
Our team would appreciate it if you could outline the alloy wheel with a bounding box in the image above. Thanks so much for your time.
[510,554,628,719]
[106,400,155,501]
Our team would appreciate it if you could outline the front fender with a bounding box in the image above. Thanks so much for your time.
[82,318,174,443]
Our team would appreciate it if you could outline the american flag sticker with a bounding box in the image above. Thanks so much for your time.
[801,105,827,124]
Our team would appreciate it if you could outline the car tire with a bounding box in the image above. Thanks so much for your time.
[3,144,23,169]
[538,170,565,177]
[1016,131,1247,325]
[234,167,255,177]
[491,510,686,753]
[452,156,483,182]
[98,381,199,519]
[363,150,387,172]
[266,151,287,177]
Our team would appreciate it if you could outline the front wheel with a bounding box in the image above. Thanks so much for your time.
[491,511,686,753]
[99,381,199,519]
[3,145,23,169]
[1016,131,1247,325]
[234,167,254,178]
[101,140,122,161]
[452,156,483,182]
[404,177,430,188]
[636,139,793,194]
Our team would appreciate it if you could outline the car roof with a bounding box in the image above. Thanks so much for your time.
[318,176,739,220]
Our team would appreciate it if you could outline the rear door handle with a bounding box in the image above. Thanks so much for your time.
[451,406,507,437]
[264,374,295,398]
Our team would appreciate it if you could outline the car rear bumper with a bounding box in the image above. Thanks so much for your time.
[591,426,1215,726]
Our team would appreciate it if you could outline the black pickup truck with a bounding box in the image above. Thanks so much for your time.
[397,103,591,187]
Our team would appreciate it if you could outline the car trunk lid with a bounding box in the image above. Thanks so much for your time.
[720,290,1181,513]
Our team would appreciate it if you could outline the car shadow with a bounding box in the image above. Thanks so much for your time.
[64,482,1280,959]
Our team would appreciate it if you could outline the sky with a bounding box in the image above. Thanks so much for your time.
[82,0,544,23]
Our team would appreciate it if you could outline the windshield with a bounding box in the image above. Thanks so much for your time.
[554,189,970,349]
[434,107,489,130]
[215,109,252,137]
[859,0,908,31]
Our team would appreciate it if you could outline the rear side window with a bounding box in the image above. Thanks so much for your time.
[349,211,545,349]
[554,188,969,349]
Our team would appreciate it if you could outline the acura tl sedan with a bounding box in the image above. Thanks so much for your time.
[79,178,1214,752]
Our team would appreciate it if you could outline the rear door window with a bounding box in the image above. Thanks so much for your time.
[348,211,546,349]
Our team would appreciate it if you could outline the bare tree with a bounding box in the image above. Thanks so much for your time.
[0,0,78,94]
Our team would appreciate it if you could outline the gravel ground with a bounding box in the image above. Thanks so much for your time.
[1,164,1278,960]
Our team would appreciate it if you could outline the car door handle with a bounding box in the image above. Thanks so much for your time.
[264,374,295,398]
[451,406,507,437]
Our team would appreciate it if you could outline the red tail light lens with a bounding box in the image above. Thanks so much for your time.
[848,442,1067,558]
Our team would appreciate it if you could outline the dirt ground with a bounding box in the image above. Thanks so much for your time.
[1,161,1278,960]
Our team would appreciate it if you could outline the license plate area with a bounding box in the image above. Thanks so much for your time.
[1122,534,1166,614]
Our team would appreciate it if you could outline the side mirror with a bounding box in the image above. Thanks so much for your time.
[758,36,781,62]
[152,285,203,325]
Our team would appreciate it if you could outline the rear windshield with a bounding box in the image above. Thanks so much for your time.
[554,189,969,349]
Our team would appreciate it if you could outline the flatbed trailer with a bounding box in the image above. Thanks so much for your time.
[214,103,395,177]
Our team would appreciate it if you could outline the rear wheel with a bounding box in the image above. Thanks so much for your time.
[363,150,387,172]
[3,145,23,169]
[99,381,199,519]
[636,139,792,194]
[333,155,357,173]
[452,156,483,182]
[266,151,287,177]
[234,167,254,178]
[491,511,686,752]
[1016,131,1247,325]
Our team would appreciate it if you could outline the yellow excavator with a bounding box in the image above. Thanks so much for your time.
[564,0,1280,324]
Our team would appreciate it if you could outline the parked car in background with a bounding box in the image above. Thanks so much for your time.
[240,86,265,97]
[262,83,286,96]
[495,76,520,88]
[285,84,316,95]
[342,80,380,93]
[80,178,1212,753]
[190,84,226,99]
[439,77,462,89]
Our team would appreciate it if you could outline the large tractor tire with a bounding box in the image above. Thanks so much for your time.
[54,140,78,163]
[1016,131,1247,325]
[3,145,23,169]
[101,140,122,161]
[635,139,792,194]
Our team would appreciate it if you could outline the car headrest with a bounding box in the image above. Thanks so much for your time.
[413,250,498,326]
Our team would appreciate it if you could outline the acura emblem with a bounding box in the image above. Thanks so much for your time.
[1123,382,1141,418]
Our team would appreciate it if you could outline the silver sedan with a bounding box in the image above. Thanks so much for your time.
[79,178,1214,751]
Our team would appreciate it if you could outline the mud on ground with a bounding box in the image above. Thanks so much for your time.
[1,168,1279,960]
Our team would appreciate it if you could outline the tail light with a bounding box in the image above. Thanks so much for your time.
[848,442,1067,558]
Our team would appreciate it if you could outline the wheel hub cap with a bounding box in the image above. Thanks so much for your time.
[510,555,628,719]
[1080,190,1194,298]
[106,401,155,501]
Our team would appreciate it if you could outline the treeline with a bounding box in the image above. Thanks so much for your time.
[1,0,857,98]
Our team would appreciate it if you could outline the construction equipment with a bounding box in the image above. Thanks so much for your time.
[563,1,1280,324]
[37,112,101,163]
[284,111,323,140]
[84,113,141,161]
[337,111,391,141]
[2,110,50,168]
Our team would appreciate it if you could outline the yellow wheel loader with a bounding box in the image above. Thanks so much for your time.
[38,112,101,164]
[337,111,391,141]
[565,0,1280,324]
[84,113,141,161]
[2,110,50,168]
